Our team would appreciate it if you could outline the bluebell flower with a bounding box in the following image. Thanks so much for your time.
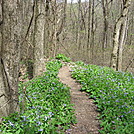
[38,129,43,132]
[21,116,27,121]
[31,106,35,109]
[128,111,131,113]
[48,112,54,115]
[37,121,43,125]
[115,100,119,102]
[8,120,14,127]
[63,104,67,106]
[51,87,55,90]
[112,121,115,123]
[52,82,56,85]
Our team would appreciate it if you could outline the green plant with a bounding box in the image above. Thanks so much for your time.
[0,60,76,134]
[71,62,134,134]
[55,54,71,62]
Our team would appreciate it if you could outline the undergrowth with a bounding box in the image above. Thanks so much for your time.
[55,54,71,62]
[71,61,134,134]
[0,60,76,134]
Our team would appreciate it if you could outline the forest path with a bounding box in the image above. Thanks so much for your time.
[58,65,100,134]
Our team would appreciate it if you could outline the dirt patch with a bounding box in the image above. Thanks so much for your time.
[58,65,100,134]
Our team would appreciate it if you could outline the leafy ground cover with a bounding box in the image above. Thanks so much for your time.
[55,54,71,62]
[71,61,134,134]
[0,60,76,134]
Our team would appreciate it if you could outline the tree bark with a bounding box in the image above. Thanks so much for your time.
[110,0,131,71]
[101,0,109,50]
[33,0,45,77]
[87,0,91,61]
[44,0,50,58]
[0,0,22,120]
[117,18,128,70]
[90,0,95,63]
[77,0,81,50]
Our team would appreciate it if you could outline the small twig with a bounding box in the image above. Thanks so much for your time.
[23,86,33,106]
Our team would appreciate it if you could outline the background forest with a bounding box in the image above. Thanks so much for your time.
[0,0,133,75]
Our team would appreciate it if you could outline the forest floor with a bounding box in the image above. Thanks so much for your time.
[58,65,100,134]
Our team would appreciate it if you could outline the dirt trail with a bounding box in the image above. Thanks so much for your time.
[58,65,100,134]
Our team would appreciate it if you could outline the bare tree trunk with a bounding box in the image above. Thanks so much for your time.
[33,0,45,76]
[44,0,50,58]
[87,0,91,61]
[101,0,109,65]
[45,0,57,58]
[117,18,128,70]
[90,0,95,63]
[55,0,67,55]
[0,0,22,119]
[52,0,57,58]
[110,0,131,71]
[77,0,81,50]
[128,6,134,46]
[101,0,109,50]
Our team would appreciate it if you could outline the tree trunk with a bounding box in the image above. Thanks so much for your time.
[90,0,95,63]
[87,0,91,61]
[0,0,22,119]
[117,18,128,70]
[77,0,81,50]
[101,0,109,65]
[33,0,45,77]
[101,0,108,50]
[44,0,50,58]
[110,0,131,71]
